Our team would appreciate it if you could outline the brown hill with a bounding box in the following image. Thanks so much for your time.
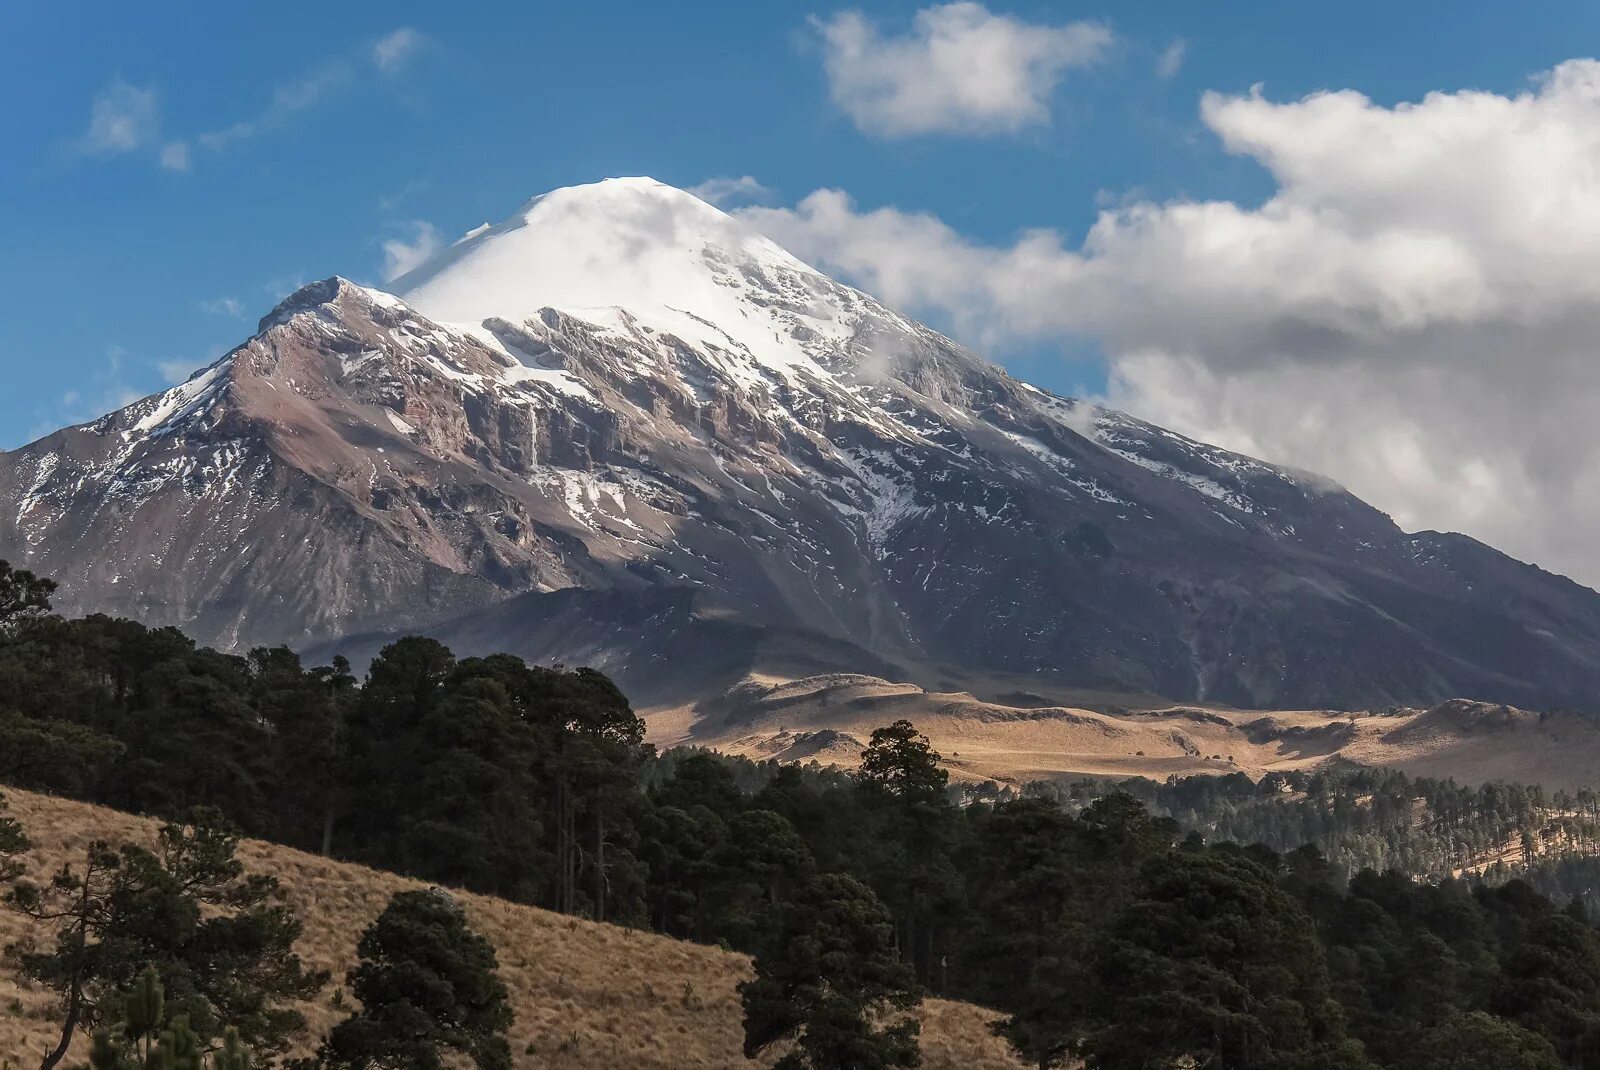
[658,675,1600,793]
[0,788,1022,1069]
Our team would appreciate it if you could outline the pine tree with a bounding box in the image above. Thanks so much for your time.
[1081,848,1369,1070]
[0,790,28,883]
[1496,910,1600,1066]
[741,873,921,1070]
[86,968,255,1070]
[4,814,324,1069]
[963,798,1088,1069]
[212,1028,252,1070]
[0,558,55,630]
[321,889,512,1070]
[1412,1012,1560,1070]
[703,809,815,950]
[857,721,947,803]
[855,721,963,988]
[124,967,166,1064]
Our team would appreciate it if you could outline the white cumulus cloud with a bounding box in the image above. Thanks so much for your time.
[810,2,1113,138]
[739,59,1600,587]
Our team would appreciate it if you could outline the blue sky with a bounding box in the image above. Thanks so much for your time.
[1,1,1587,447]
[7,2,1600,584]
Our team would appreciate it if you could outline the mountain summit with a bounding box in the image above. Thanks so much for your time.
[4,178,1600,710]
[396,177,862,371]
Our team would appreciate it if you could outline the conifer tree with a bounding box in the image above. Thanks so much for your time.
[0,558,55,630]
[0,789,27,882]
[963,798,1089,1069]
[321,889,512,1070]
[1081,849,1369,1070]
[212,1028,252,1070]
[1413,1012,1560,1070]
[86,968,254,1070]
[4,813,323,1069]
[741,873,921,1070]
[857,721,947,803]
[855,721,963,988]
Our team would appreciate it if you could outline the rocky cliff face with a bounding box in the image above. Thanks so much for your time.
[5,177,1600,710]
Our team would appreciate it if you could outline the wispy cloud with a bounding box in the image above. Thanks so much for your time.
[378,179,430,212]
[809,3,1113,138]
[157,360,198,385]
[82,80,159,154]
[1156,39,1187,79]
[46,344,147,428]
[73,80,193,173]
[262,272,311,301]
[200,297,245,318]
[159,141,190,170]
[688,175,774,207]
[197,58,356,151]
[373,28,426,73]
[381,221,442,280]
[77,27,429,171]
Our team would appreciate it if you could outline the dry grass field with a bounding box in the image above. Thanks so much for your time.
[0,788,1023,1069]
[654,674,1600,793]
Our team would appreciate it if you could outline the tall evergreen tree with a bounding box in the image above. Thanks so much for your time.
[321,890,512,1070]
[86,966,255,1070]
[855,721,964,989]
[1082,849,1369,1070]
[250,646,355,855]
[0,558,55,630]
[703,809,815,951]
[0,710,124,796]
[1496,909,1600,1067]
[741,873,921,1070]
[4,812,325,1069]
[857,721,947,803]
[1411,1012,1560,1070]
[0,789,27,882]
[963,798,1090,1069]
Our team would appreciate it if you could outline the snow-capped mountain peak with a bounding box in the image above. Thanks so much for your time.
[6,178,1600,712]
[394,176,900,386]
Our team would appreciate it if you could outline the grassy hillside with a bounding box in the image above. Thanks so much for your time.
[0,788,1023,1069]
[663,676,1600,792]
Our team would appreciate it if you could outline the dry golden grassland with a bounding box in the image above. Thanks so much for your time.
[0,788,1023,1068]
[660,674,1600,793]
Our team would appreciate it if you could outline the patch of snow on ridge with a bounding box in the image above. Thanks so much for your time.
[832,447,928,553]
[498,361,598,403]
[996,430,1133,507]
[1104,446,1258,515]
[445,321,598,403]
[15,452,61,534]
[357,285,407,312]
[130,359,233,437]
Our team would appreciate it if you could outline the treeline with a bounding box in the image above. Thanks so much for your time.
[1033,767,1600,906]
[11,562,1600,1066]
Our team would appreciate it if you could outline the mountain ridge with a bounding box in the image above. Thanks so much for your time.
[5,177,1600,710]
